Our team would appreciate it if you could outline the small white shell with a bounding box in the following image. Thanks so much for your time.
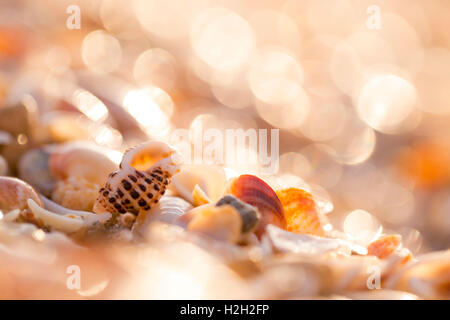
[27,199,111,233]
[41,195,92,217]
[134,195,192,235]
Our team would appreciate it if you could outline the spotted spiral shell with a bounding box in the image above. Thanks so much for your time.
[93,141,181,217]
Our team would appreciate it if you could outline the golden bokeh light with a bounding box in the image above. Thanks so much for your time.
[190,7,254,72]
[357,74,418,133]
[133,48,177,91]
[81,30,122,73]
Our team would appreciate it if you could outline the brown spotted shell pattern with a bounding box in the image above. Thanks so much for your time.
[93,141,181,217]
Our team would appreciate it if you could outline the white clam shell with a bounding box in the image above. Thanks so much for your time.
[171,164,226,204]
[27,199,111,233]
[134,195,192,235]
[41,195,92,217]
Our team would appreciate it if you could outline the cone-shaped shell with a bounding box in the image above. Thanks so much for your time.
[93,141,181,220]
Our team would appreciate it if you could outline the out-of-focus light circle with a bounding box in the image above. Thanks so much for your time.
[299,144,343,189]
[73,89,109,122]
[415,47,450,115]
[377,182,415,225]
[323,112,376,165]
[100,0,141,39]
[343,209,382,246]
[330,32,395,96]
[212,84,251,110]
[249,10,301,53]
[302,60,340,99]
[357,74,418,133]
[134,49,177,91]
[123,87,173,138]
[330,41,361,95]
[306,0,355,36]
[81,30,122,74]
[249,49,304,105]
[45,46,71,73]
[190,8,254,72]
[254,87,310,129]
[298,100,345,141]
[279,152,311,179]
[133,0,208,40]
[364,13,423,77]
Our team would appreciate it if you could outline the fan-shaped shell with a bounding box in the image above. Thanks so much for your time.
[228,174,286,236]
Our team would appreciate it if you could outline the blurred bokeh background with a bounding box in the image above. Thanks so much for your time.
[1,0,449,253]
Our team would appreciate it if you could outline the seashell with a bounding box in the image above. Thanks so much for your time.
[187,204,242,243]
[171,164,226,204]
[18,148,55,196]
[228,174,286,237]
[51,176,102,211]
[135,195,192,235]
[20,142,121,209]
[0,176,42,213]
[0,98,39,173]
[265,224,367,256]
[367,234,411,261]
[385,250,450,299]
[49,142,121,186]
[275,188,327,237]
[0,155,8,176]
[41,195,93,217]
[192,184,211,206]
[148,196,192,224]
[93,140,182,226]
[27,199,111,233]
[216,194,260,235]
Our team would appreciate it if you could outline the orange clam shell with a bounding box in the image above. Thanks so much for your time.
[229,174,286,236]
[276,187,326,237]
[367,234,413,264]
[367,234,401,259]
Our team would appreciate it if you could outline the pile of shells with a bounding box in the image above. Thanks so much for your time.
[0,136,448,299]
